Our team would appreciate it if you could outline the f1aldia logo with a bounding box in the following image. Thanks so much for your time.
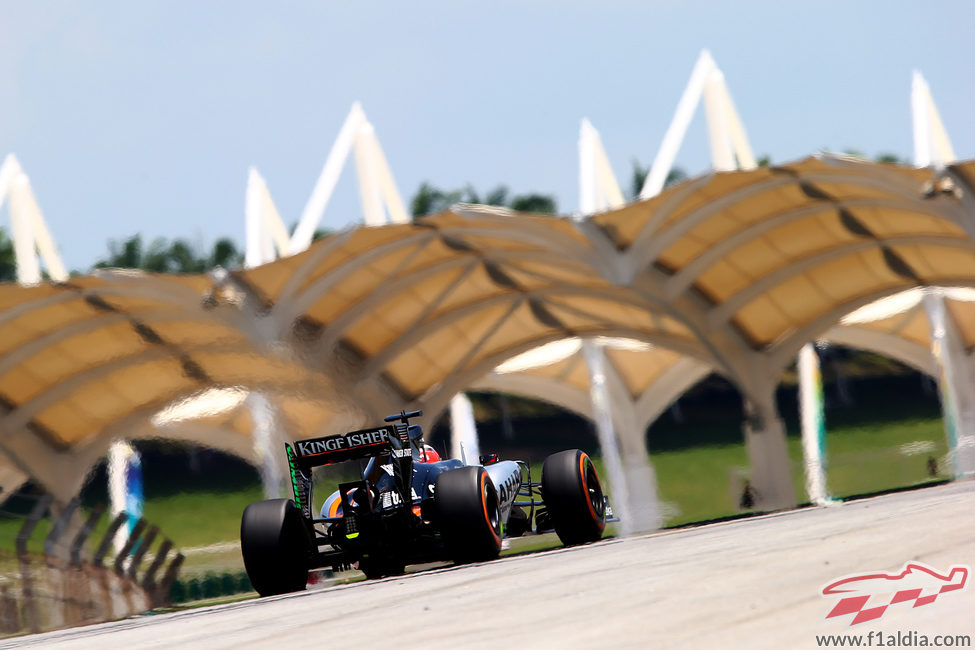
[820,561,968,626]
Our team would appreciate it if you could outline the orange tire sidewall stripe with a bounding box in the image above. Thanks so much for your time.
[480,470,501,546]
[578,452,605,529]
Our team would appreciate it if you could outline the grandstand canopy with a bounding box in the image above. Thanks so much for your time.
[1,154,973,500]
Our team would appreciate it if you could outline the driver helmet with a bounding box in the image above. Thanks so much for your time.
[418,445,441,463]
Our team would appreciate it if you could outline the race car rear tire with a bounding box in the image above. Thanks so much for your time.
[240,498,311,596]
[435,466,502,564]
[541,449,606,546]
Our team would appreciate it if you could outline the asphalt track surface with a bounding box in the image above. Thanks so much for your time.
[7,481,974,649]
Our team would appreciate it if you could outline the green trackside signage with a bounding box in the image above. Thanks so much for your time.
[285,443,302,510]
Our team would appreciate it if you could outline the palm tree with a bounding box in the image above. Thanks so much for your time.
[0,228,15,281]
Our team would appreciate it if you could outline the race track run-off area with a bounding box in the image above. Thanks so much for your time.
[7,481,974,649]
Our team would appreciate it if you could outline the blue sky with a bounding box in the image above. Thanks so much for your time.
[1,1,973,272]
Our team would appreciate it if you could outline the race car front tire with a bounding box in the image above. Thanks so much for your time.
[435,466,502,564]
[541,449,606,546]
[240,498,312,596]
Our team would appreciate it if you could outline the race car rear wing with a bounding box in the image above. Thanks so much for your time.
[286,422,415,522]
[290,426,396,468]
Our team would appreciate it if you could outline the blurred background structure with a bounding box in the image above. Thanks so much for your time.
[0,30,973,633]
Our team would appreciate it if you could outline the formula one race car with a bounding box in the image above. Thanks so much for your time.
[240,410,614,596]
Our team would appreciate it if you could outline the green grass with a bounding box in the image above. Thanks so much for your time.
[142,485,264,549]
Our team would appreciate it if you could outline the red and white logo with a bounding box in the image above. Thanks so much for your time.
[821,562,969,626]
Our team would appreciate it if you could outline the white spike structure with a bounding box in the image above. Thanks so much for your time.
[354,123,386,227]
[911,72,956,170]
[243,103,412,496]
[245,167,290,268]
[248,102,410,265]
[641,50,716,198]
[0,154,69,283]
[289,102,367,254]
[641,49,757,198]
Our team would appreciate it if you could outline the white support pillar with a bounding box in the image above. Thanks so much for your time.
[602,354,662,532]
[798,343,831,505]
[582,340,633,535]
[923,291,975,479]
[248,392,286,499]
[742,385,796,511]
[449,393,479,465]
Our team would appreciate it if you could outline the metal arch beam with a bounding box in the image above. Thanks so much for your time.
[819,154,975,240]
[274,229,356,306]
[709,235,975,327]
[472,372,593,421]
[314,259,482,354]
[0,309,232,379]
[418,327,714,422]
[664,197,964,300]
[0,283,226,343]
[276,231,438,317]
[815,153,937,194]
[355,286,706,382]
[438,298,527,391]
[943,167,975,231]
[625,174,715,262]
[1,341,252,434]
[141,423,257,463]
[626,274,752,385]
[447,207,605,262]
[427,221,606,273]
[765,280,975,372]
[20,400,262,501]
[823,326,938,377]
[0,421,82,502]
[0,290,93,327]
[280,245,593,332]
[634,357,714,432]
[637,169,966,269]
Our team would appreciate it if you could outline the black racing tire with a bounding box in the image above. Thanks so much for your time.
[358,555,406,580]
[435,466,502,564]
[541,449,606,546]
[240,498,312,597]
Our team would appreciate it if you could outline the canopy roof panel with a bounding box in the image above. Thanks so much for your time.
[0,271,336,500]
[234,207,708,405]
[1,156,974,501]
[594,156,975,357]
